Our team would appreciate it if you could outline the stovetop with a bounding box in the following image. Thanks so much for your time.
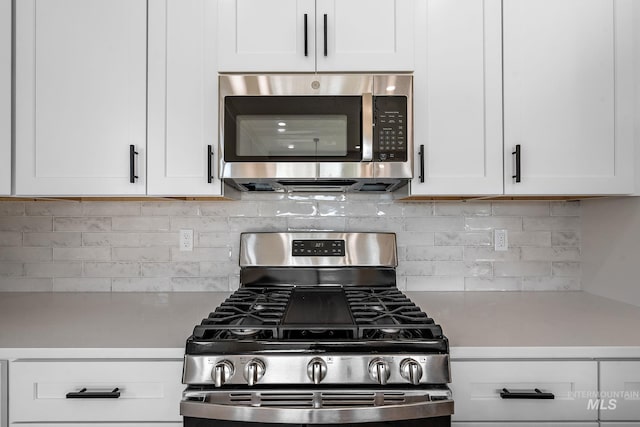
[186,285,448,355]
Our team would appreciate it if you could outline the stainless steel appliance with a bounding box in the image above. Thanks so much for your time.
[181,232,453,426]
[219,75,413,193]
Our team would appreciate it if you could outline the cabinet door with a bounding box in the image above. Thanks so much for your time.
[451,424,599,427]
[600,361,640,421]
[217,0,315,72]
[410,0,502,196]
[0,0,10,195]
[1,361,6,427]
[148,0,224,196]
[503,0,634,195]
[15,0,147,196]
[315,0,414,72]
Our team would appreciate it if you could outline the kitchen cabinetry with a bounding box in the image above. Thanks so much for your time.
[450,360,598,422]
[599,361,640,421]
[0,0,10,196]
[9,359,183,424]
[410,0,503,196]
[14,0,147,196]
[451,424,598,427]
[147,0,224,196]
[1,361,6,427]
[502,0,635,195]
[217,0,415,72]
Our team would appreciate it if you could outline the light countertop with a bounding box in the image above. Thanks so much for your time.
[1,291,640,359]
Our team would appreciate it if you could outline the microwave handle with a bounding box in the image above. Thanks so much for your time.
[362,93,373,161]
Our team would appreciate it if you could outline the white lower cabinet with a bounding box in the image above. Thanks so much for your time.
[451,361,598,422]
[451,424,599,427]
[25,425,182,427]
[9,360,183,423]
[1,361,6,427]
[0,0,10,195]
[600,424,640,426]
[599,361,640,422]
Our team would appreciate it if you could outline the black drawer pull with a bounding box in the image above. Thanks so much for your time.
[66,387,121,399]
[418,144,425,183]
[323,14,328,56]
[129,145,139,183]
[500,388,554,399]
[303,14,308,57]
[512,144,521,183]
[207,144,214,184]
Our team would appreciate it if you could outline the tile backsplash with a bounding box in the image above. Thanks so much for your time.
[0,195,580,292]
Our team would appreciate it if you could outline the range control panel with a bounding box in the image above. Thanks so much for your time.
[292,240,346,256]
[373,96,408,162]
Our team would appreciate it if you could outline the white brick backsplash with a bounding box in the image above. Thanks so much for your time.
[0,247,52,262]
[405,217,464,232]
[552,262,581,277]
[551,231,580,246]
[84,262,140,277]
[82,232,141,247]
[0,197,583,292]
[54,217,111,232]
[465,217,522,231]
[521,247,580,262]
[171,247,232,262]
[112,277,172,292]
[434,232,492,246]
[53,278,111,292]
[551,201,581,216]
[53,247,110,261]
[491,202,550,216]
[23,232,81,247]
[113,217,170,231]
[259,201,317,217]
[523,216,580,231]
[0,263,24,277]
[464,247,521,262]
[26,201,82,216]
[82,202,141,216]
[141,262,200,277]
[0,278,53,291]
[0,202,25,216]
[494,261,550,277]
[0,231,22,246]
[141,202,200,216]
[406,246,463,261]
[406,276,464,291]
[433,202,490,217]
[522,277,580,291]
[465,277,522,291]
[112,247,170,262]
[25,262,83,278]
[0,216,52,232]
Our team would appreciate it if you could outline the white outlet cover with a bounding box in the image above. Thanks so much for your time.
[179,229,194,252]
[494,229,508,252]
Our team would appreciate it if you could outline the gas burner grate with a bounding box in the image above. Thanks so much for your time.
[192,287,292,340]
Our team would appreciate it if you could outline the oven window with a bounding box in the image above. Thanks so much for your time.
[224,96,362,162]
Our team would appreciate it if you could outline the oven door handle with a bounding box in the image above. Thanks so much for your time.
[181,398,453,424]
[361,92,374,162]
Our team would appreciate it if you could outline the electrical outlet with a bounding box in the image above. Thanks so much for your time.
[179,229,194,252]
[494,229,508,251]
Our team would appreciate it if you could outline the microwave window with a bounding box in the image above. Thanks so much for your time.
[236,115,348,157]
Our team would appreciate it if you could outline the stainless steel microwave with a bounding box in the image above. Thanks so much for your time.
[219,74,412,192]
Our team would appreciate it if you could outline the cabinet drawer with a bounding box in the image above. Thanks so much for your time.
[9,360,183,422]
[600,361,640,421]
[450,361,598,421]
[452,423,598,427]
[19,425,182,427]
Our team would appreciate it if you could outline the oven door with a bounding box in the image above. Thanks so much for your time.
[181,389,453,426]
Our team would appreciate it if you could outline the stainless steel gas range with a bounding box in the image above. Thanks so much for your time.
[181,232,453,426]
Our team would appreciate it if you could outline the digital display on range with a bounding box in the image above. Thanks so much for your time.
[292,240,345,256]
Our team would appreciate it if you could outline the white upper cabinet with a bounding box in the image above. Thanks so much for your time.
[503,0,635,195]
[217,0,415,72]
[14,0,147,196]
[0,0,10,196]
[147,0,224,196]
[409,0,503,196]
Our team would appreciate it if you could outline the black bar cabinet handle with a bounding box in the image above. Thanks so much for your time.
[129,145,138,183]
[418,144,425,183]
[66,387,121,399]
[323,14,328,56]
[512,144,521,183]
[303,14,308,57]
[500,388,554,400]
[207,144,214,184]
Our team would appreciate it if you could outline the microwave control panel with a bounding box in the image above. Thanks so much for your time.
[373,96,407,162]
